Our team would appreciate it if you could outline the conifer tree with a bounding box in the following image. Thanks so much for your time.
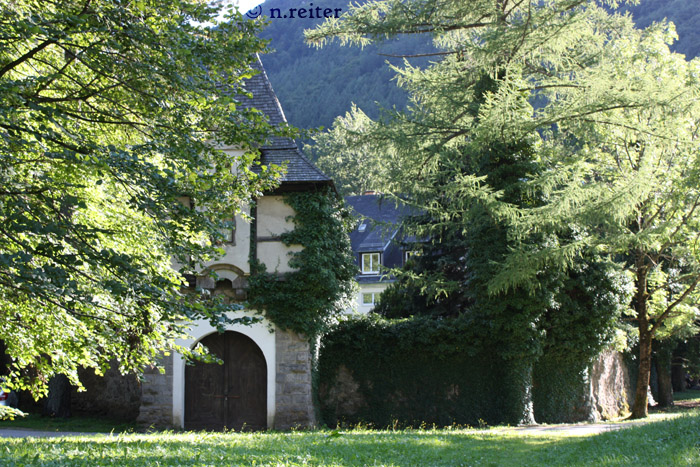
[308,0,700,418]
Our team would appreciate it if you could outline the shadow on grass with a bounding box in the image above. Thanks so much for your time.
[0,413,137,433]
[0,411,698,466]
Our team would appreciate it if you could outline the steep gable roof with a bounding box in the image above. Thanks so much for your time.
[241,56,331,185]
[345,195,402,252]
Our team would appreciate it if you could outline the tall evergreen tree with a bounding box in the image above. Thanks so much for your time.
[308,0,700,418]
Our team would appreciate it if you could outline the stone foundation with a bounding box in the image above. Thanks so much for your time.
[72,363,141,421]
[274,329,316,429]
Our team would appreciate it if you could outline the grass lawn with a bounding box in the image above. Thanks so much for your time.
[0,409,698,466]
[0,413,137,433]
[673,390,700,402]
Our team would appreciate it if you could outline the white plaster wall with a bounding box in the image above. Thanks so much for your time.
[257,242,303,273]
[199,196,298,276]
[257,196,295,237]
[171,311,276,429]
[353,282,391,314]
[256,195,302,273]
[209,207,251,275]
[199,147,250,274]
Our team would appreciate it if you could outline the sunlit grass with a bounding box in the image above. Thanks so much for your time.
[0,409,698,466]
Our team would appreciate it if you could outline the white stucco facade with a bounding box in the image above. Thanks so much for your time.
[353,282,392,314]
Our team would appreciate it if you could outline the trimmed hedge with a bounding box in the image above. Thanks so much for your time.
[318,316,533,428]
[532,354,593,423]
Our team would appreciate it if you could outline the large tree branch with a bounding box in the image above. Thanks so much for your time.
[650,276,700,335]
[0,39,56,78]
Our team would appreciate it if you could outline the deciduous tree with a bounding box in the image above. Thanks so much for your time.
[0,0,283,395]
[305,104,394,196]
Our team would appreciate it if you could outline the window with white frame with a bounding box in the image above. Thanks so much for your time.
[361,252,380,274]
[404,250,419,264]
[362,292,376,306]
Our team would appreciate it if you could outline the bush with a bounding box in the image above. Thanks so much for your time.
[317,316,533,427]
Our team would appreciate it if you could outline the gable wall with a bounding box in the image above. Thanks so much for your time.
[255,195,302,274]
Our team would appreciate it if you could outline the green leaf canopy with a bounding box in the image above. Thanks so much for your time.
[0,0,283,394]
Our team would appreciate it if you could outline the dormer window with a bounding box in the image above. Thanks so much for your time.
[404,250,418,264]
[358,221,367,232]
[361,252,380,274]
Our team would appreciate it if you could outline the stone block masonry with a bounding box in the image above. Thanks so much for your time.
[71,361,141,421]
[136,354,174,428]
[274,329,316,429]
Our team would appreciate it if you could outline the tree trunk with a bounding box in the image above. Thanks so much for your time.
[43,374,72,418]
[630,264,651,419]
[671,354,686,393]
[655,345,674,408]
[631,326,652,418]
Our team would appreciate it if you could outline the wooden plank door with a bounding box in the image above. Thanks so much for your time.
[225,332,267,431]
[185,331,267,431]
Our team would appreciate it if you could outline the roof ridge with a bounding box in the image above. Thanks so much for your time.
[253,54,289,125]
[243,54,332,185]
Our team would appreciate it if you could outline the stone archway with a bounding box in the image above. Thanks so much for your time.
[184,331,267,431]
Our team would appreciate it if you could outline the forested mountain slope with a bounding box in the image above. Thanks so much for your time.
[257,0,699,132]
[625,0,700,59]
[258,0,433,130]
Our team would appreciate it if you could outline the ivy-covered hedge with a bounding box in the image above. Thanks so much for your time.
[532,354,593,423]
[318,316,533,428]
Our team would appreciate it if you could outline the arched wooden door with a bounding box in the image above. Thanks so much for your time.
[185,331,267,431]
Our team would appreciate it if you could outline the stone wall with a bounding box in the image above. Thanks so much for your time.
[71,363,141,421]
[533,349,632,423]
[274,329,316,429]
[589,350,632,420]
[136,354,174,428]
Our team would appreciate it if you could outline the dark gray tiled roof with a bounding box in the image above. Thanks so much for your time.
[345,194,414,282]
[241,56,331,184]
[345,195,413,225]
[258,148,330,183]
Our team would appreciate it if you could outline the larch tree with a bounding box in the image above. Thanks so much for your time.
[308,0,700,418]
[0,0,285,397]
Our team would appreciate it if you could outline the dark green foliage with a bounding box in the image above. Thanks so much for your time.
[318,316,533,427]
[373,280,433,319]
[532,355,593,424]
[307,0,700,420]
[247,190,356,337]
[533,261,631,424]
[378,67,629,362]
